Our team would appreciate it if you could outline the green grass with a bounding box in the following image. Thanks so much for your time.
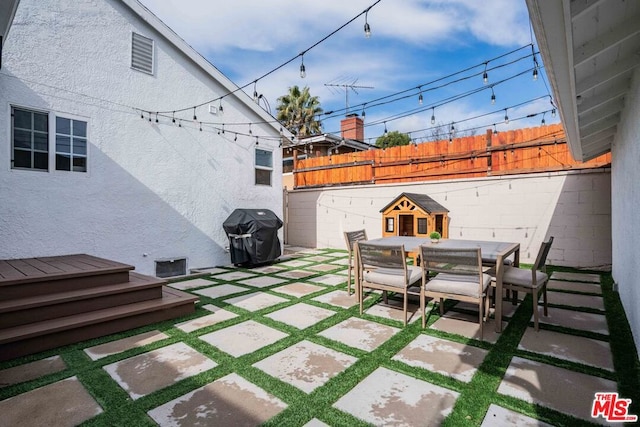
[1,249,639,426]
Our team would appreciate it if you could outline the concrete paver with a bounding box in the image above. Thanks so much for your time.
[265,303,336,329]
[200,320,288,357]
[318,317,400,352]
[193,283,250,299]
[223,292,289,312]
[0,356,66,387]
[175,306,238,333]
[534,306,609,335]
[333,367,459,426]
[481,404,554,426]
[253,340,357,393]
[103,342,216,400]
[147,373,287,426]
[271,282,326,298]
[168,277,216,290]
[84,330,169,361]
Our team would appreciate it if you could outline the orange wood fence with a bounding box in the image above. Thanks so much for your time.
[293,125,611,188]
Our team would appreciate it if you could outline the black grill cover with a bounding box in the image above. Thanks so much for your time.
[222,209,283,265]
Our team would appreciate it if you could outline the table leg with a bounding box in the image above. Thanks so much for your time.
[494,255,504,333]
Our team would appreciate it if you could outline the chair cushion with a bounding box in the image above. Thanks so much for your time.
[363,266,422,288]
[501,267,548,288]
[424,273,491,298]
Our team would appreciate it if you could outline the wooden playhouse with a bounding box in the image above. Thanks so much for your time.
[380,192,449,238]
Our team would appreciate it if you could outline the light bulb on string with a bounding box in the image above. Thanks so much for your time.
[299,55,306,78]
[430,107,436,125]
[551,108,556,118]
[140,111,144,119]
[541,113,546,126]
[172,111,176,124]
[253,82,258,102]
[199,122,202,132]
[493,124,498,136]
[364,9,371,38]
[148,111,152,122]
[532,67,538,81]
[490,87,496,104]
[192,107,197,122]
[418,89,423,105]
[155,112,159,123]
[255,136,259,146]
[504,109,509,124]
[218,100,224,114]
[482,63,488,85]
[450,122,455,132]
[383,121,388,135]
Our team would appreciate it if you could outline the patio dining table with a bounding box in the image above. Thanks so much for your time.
[357,236,520,333]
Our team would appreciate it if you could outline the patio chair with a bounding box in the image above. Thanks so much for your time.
[344,229,368,295]
[420,246,491,339]
[355,242,422,326]
[491,236,554,331]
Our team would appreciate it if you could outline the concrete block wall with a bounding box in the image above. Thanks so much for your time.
[285,169,611,268]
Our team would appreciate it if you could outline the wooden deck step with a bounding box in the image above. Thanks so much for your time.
[0,272,165,329]
[0,254,134,299]
[0,287,198,362]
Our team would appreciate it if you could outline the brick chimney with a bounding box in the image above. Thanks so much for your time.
[341,114,364,142]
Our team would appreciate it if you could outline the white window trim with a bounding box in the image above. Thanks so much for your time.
[255,147,274,186]
[53,112,90,174]
[9,104,50,172]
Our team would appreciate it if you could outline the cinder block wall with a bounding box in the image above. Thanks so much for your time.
[285,169,611,268]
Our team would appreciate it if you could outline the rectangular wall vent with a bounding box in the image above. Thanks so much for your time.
[155,258,186,278]
[131,32,154,74]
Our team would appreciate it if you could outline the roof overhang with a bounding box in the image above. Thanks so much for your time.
[526,0,640,161]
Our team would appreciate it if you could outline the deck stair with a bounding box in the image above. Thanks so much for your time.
[0,254,197,361]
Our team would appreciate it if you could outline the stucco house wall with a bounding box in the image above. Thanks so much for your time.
[612,67,640,352]
[0,0,283,275]
[286,169,611,268]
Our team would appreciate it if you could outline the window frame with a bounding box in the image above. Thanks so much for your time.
[385,217,395,233]
[255,147,273,186]
[417,218,428,234]
[11,106,50,172]
[54,115,88,173]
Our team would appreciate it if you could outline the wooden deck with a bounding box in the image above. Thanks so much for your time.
[0,254,197,362]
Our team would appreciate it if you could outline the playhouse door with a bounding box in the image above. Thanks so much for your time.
[399,215,414,236]
[435,214,444,236]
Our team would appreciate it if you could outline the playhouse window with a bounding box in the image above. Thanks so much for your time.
[417,218,427,234]
[385,217,394,233]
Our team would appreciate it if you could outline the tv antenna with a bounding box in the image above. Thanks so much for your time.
[324,77,374,115]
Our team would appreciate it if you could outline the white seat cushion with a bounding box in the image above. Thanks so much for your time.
[363,266,422,288]
[425,273,491,298]
[502,267,548,288]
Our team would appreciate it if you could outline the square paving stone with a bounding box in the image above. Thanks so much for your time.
[481,404,553,427]
[430,311,503,344]
[253,340,357,393]
[304,264,343,272]
[193,284,250,299]
[303,419,330,427]
[223,292,289,312]
[318,317,400,352]
[212,271,258,281]
[279,260,315,268]
[191,267,228,275]
[308,274,347,286]
[329,258,350,265]
[249,265,288,274]
[237,275,289,288]
[393,335,489,383]
[0,356,66,388]
[265,303,336,329]
[547,292,604,310]
[84,330,169,361]
[333,367,459,426]
[550,272,601,283]
[200,320,288,357]
[303,255,334,262]
[518,328,614,371]
[168,277,216,290]
[0,376,102,426]
[147,373,286,426]
[276,269,317,279]
[175,307,238,333]
[103,342,217,400]
[535,307,609,335]
[364,299,422,324]
[498,356,617,423]
[548,279,602,294]
[271,282,326,298]
[312,290,360,309]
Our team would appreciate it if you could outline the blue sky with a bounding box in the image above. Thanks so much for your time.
[138,0,559,144]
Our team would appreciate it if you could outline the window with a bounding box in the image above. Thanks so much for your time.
[255,148,273,186]
[385,217,394,233]
[417,218,427,234]
[55,117,87,172]
[11,107,49,170]
[131,32,154,74]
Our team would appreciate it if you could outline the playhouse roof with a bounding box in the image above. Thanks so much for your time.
[379,192,449,214]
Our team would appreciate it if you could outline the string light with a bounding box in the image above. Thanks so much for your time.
[450,122,455,132]
[299,55,306,78]
[172,111,176,124]
[482,63,488,85]
[218,100,224,114]
[490,87,496,104]
[155,112,159,123]
[199,122,202,131]
[430,107,436,125]
[504,108,509,124]
[364,8,371,38]
[551,108,556,118]
[541,113,546,126]
[140,111,144,119]
[383,121,388,135]
[532,67,538,81]
[192,107,197,122]
[148,111,152,122]
[418,88,423,105]
[493,124,498,136]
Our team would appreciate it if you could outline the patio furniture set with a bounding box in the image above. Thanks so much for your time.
[344,230,554,339]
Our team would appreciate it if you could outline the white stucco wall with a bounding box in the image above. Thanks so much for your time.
[0,0,283,275]
[611,67,640,354]
[286,169,611,267]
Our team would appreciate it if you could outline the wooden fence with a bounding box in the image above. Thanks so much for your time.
[293,124,611,188]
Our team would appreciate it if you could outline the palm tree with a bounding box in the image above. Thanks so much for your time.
[276,85,323,136]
